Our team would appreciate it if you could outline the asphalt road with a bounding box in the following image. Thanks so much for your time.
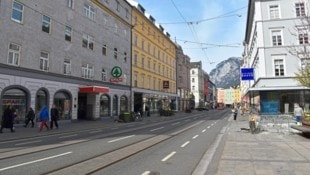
[0,109,230,175]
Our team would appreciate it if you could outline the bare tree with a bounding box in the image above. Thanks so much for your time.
[289,0,310,87]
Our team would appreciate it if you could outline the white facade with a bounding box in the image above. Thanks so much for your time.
[190,62,204,108]
[243,0,310,113]
[243,0,310,92]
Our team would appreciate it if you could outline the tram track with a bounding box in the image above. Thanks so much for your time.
[44,121,204,175]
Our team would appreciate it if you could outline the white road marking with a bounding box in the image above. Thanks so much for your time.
[181,141,190,148]
[141,171,151,175]
[202,129,206,133]
[59,134,77,139]
[89,130,102,134]
[211,123,214,126]
[193,135,199,139]
[207,126,211,129]
[108,135,135,143]
[161,151,176,162]
[150,127,164,132]
[15,140,42,146]
[0,152,72,172]
[171,122,180,125]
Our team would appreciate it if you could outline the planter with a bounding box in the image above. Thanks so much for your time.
[159,110,174,116]
[302,118,310,128]
[119,112,134,123]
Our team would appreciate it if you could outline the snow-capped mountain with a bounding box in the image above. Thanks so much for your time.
[209,57,241,89]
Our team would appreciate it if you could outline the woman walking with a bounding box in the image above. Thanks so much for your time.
[24,107,35,128]
[0,105,15,133]
[39,105,49,131]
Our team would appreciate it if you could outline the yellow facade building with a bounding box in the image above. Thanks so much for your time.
[129,2,177,113]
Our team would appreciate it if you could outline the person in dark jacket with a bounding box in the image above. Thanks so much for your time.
[24,107,35,128]
[39,105,49,132]
[50,104,59,129]
[0,105,15,133]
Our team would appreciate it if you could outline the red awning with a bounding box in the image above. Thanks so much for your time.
[79,86,109,93]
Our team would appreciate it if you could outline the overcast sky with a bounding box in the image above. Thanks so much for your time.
[134,0,248,73]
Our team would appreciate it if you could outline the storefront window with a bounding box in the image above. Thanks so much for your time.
[54,91,71,120]
[100,95,110,117]
[112,95,118,116]
[36,89,48,117]
[2,88,27,124]
[120,96,128,113]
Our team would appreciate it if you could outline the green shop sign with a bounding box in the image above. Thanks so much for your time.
[111,66,122,78]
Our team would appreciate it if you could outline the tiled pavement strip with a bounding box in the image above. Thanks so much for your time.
[214,113,310,175]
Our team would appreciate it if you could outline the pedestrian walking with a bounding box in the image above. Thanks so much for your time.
[0,105,15,133]
[39,105,49,131]
[50,104,59,129]
[233,105,238,120]
[294,103,304,125]
[24,107,35,128]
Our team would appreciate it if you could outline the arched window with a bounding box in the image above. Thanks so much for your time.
[54,91,71,120]
[112,95,118,116]
[100,94,110,117]
[2,88,27,124]
[120,95,128,113]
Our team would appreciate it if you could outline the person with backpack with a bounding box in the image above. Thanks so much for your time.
[39,105,49,132]
[24,107,35,128]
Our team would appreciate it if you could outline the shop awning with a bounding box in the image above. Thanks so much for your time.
[79,86,109,93]
[248,86,309,91]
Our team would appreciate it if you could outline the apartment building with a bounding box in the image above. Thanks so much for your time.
[128,0,177,113]
[0,0,132,122]
[190,61,204,109]
[243,0,310,114]
[176,45,191,111]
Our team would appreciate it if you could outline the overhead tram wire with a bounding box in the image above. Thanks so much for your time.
[169,0,215,65]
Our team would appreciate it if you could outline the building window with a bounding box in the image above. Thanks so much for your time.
[134,35,138,46]
[125,8,129,18]
[40,52,49,71]
[101,68,106,81]
[269,5,279,19]
[84,4,95,20]
[114,48,117,59]
[11,1,23,23]
[8,43,21,66]
[147,59,151,69]
[67,0,74,9]
[192,70,195,74]
[301,58,310,69]
[271,30,282,46]
[116,1,120,11]
[142,75,145,88]
[192,78,195,82]
[64,59,71,75]
[192,86,195,90]
[134,52,138,66]
[134,73,138,87]
[296,2,306,17]
[42,15,51,33]
[274,59,284,76]
[102,44,107,56]
[82,64,94,79]
[124,52,127,63]
[142,57,145,68]
[82,34,94,50]
[298,29,309,44]
[65,26,72,42]
[142,39,145,50]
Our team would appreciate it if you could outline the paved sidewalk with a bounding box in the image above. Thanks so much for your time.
[0,111,193,142]
[214,114,310,175]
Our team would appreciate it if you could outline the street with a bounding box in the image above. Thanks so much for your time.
[0,110,230,175]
